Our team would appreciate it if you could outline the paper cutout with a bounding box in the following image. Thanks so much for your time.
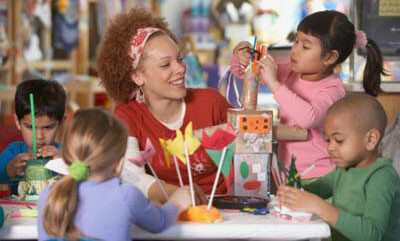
[20,208,38,217]
[239,116,271,134]
[159,138,172,167]
[287,155,302,188]
[252,163,261,173]
[206,142,236,177]
[129,138,169,201]
[234,153,270,199]
[184,122,202,154]
[166,122,201,164]
[243,180,261,190]
[128,138,156,167]
[44,158,68,175]
[240,161,249,179]
[226,123,236,136]
[202,125,236,150]
[257,172,266,181]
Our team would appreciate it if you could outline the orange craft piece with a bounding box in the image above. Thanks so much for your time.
[179,205,223,223]
[239,116,271,134]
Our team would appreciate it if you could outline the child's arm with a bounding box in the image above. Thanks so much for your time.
[278,171,337,223]
[257,58,346,129]
[303,170,335,199]
[126,186,191,233]
[258,55,281,92]
[333,169,399,241]
[272,82,345,129]
[0,147,16,182]
[6,153,30,179]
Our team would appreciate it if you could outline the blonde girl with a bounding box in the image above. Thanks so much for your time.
[38,108,190,240]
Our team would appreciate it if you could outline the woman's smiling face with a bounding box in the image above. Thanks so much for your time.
[135,34,187,101]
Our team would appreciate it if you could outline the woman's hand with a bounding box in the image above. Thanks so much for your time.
[258,54,281,93]
[193,183,207,205]
[148,182,207,206]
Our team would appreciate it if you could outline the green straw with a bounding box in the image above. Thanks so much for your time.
[29,93,37,159]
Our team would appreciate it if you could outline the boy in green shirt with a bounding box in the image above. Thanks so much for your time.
[278,93,400,241]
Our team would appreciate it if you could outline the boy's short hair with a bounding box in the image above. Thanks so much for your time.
[327,93,387,141]
[15,79,66,122]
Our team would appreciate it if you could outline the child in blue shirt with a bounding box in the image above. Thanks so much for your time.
[38,108,191,240]
[0,79,66,193]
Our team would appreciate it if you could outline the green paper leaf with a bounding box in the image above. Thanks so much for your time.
[240,161,249,179]
[206,142,236,177]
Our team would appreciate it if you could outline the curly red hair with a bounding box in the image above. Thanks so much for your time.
[96,8,178,104]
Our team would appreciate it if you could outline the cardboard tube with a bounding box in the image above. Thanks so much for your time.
[193,124,308,141]
[241,71,258,110]
[273,125,308,141]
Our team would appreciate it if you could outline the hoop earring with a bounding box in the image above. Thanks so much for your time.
[135,87,144,103]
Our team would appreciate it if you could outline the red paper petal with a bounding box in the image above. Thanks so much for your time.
[243,180,261,190]
[202,128,236,150]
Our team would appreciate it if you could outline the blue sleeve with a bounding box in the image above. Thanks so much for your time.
[37,188,50,241]
[122,184,179,233]
[0,143,18,183]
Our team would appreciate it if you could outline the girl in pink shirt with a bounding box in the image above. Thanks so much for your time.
[236,11,386,179]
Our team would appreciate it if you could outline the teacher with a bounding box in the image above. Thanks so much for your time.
[97,8,232,203]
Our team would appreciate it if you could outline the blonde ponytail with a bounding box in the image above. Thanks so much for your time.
[43,176,81,239]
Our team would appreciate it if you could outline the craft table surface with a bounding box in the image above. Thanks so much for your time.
[0,204,330,241]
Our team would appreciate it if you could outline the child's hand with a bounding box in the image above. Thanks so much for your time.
[6,153,31,178]
[278,185,340,225]
[169,186,192,212]
[277,185,322,214]
[37,145,60,158]
[233,41,253,67]
[258,54,281,93]
[230,41,253,79]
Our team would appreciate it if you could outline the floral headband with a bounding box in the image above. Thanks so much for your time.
[130,27,163,69]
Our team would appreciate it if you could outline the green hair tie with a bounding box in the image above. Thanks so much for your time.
[68,160,89,182]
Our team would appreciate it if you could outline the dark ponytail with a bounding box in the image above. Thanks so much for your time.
[362,39,388,97]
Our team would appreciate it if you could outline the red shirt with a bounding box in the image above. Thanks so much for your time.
[115,88,232,194]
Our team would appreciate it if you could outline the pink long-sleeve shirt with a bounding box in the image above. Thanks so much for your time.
[274,63,346,179]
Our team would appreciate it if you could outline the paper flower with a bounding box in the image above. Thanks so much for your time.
[165,122,201,164]
[206,141,236,177]
[202,123,236,150]
[128,138,156,167]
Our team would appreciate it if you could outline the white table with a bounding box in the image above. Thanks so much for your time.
[0,205,330,241]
